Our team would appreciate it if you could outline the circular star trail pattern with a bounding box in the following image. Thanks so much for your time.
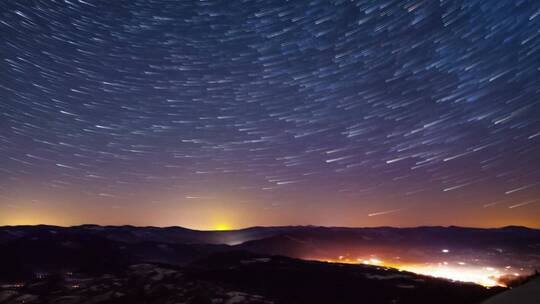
[1,0,540,228]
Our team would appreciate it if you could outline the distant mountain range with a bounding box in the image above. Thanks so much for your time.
[2,225,539,274]
[2,224,539,246]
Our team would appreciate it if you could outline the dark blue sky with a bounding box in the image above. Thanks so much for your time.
[1,0,539,228]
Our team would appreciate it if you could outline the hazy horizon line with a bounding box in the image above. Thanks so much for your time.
[1,223,538,231]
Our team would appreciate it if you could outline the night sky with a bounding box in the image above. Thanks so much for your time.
[1,0,540,229]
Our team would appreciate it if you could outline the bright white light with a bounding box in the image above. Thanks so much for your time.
[400,264,508,287]
[362,258,383,265]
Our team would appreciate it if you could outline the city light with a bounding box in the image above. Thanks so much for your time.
[318,256,521,287]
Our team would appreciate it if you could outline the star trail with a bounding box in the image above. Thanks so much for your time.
[1,0,539,229]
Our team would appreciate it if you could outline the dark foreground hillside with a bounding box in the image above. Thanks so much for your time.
[2,225,533,303]
[188,251,502,304]
[0,251,502,304]
[482,276,540,304]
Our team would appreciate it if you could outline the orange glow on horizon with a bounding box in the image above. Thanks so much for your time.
[213,223,233,231]
[1,186,539,229]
